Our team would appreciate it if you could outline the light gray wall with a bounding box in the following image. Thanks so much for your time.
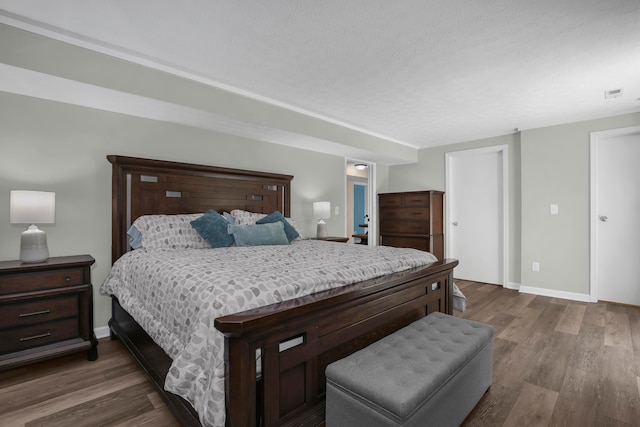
[388,133,522,284]
[388,112,640,295]
[0,92,348,329]
[520,112,640,295]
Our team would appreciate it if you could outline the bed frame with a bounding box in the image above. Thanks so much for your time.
[107,155,458,427]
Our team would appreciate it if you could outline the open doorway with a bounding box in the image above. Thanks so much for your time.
[346,161,374,244]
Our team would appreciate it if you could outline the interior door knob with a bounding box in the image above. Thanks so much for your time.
[599,216,608,222]
[452,221,459,226]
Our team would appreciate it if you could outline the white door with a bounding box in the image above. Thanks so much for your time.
[446,146,507,285]
[593,129,640,305]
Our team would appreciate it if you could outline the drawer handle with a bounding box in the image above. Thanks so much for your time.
[19,309,51,318]
[20,332,51,342]
[65,276,71,282]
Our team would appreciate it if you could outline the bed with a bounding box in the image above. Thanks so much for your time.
[103,155,459,427]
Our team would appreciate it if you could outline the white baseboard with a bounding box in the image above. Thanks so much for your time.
[94,325,111,339]
[505,282,520,290]
[519,285,591,303]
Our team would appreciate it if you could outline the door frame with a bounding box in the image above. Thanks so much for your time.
[589,125,640,302]
[345,159,376,245]
[445,145,509,287]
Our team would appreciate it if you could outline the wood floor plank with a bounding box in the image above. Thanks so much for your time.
[502,292,537,317]
[0,372,146,426]
[569,322,605,373]
[596,345,640,424]
[0,350,139,414]
[25,382,156,427]
[525,331,577,392]
[583,300,608,327]
[460,383,519,427]
[528,301,565,335]
[492,332,546,389]
[604,310,633,350]
[113,406,181,427]
[502,382,558,426]
[496,306,542,343]
[555,302,587,335]
[549,367,599,427]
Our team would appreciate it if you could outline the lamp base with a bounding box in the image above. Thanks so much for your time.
[316,220,328,239]
[19,225,49,263]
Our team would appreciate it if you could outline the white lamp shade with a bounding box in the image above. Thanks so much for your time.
[313,201,330,220]
[10,191,56,224]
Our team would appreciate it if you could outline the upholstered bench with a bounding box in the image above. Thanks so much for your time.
[325,312,494,427]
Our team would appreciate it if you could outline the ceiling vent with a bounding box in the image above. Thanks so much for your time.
[604,88,623,99]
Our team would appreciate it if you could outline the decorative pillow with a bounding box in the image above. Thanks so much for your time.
[131,213,210,249]
[223,211,236,225]
[127,225,143,249]
[190,210,235,248]
[256,211,300,242]
[228,222,289,247]
[230,209,267,226]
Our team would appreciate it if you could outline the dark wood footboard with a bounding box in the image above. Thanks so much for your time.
[216,258,458,427]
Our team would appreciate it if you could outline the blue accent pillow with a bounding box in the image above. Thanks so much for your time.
[190,210,235,248]
[127,225,143,249]
[228,222,289,247]
[223,211,236,225]
[256,210,300,242]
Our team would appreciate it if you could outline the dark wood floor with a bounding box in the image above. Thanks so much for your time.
[1,281,639,426]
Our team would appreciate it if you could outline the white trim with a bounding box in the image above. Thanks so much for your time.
[589,125,640,303]
[94,325,111,340]
[445,145,509,287]
[345,159,377,245]
[505,282,521,291]
[368,163,377,245]
[519,286,591,303]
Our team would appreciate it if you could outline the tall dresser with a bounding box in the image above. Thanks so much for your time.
[378,191,444,260]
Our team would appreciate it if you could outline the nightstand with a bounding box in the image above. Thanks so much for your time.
[0,255,98,370]
[314,237,349,243]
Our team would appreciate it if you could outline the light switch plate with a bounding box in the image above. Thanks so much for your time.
[550,204,559,215]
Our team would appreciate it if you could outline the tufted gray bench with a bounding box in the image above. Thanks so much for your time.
[325,312,494,427]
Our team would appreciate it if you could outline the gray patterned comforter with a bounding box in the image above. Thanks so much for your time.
[101,240,437,426]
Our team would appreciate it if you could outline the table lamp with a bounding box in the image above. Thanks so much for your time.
[313,201,330,239]
[10,190,56,263]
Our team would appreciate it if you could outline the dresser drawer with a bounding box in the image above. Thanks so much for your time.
[402,194,429,207]
[378,195,402,208]
[380,220,429,234]
[0,268,85,295]
[379,208,430,220]
[0,318,79,354]
[381,236,429,252]
[1,295,79,329]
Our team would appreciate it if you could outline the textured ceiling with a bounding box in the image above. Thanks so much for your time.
[1,0,639,157]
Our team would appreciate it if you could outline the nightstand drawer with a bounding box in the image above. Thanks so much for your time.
[0,268,85,295]
[2,295,79,329]
[0,318,79,354]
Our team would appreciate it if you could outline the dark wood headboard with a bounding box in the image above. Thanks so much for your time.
[108,155,293,263]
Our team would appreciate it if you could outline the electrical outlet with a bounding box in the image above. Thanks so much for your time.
[334,206,339,215]
[550,204,559,215]
[532,261,540,272]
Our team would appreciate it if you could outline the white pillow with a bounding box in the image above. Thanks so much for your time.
[230,209,267,225]
[230,209,304,240]
[131,213,210,249]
